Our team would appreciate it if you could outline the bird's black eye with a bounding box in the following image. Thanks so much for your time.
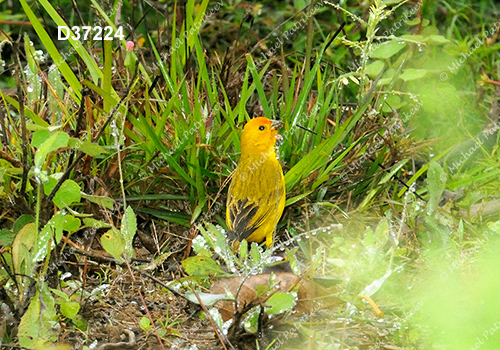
[259,126,265,131]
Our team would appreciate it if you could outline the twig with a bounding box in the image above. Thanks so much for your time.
[0,149,22,168]
[13,41,29,199]
[0,105,9,145]
[187,281,235,350]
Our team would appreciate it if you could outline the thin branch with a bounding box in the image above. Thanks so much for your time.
[13,41,30,199]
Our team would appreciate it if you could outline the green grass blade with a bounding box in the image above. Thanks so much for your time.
[19,0,82,101]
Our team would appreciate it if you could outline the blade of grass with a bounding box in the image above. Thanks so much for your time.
[19,0,82,101]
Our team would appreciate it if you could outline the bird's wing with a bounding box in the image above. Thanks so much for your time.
[226,178,285,243]
[226,197,272,242]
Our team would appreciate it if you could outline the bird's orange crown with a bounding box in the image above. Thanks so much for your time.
[240,117,283,157]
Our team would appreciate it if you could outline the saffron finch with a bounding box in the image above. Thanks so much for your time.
[226,117,286,250]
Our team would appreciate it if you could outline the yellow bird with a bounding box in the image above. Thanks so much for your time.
[226,117,286,250]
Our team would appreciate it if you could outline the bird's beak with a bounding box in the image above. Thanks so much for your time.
[270,120,283,130]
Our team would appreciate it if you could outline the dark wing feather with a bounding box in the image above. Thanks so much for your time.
[226,198,270,242]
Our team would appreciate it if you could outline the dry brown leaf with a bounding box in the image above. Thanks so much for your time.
[211,272,342,321]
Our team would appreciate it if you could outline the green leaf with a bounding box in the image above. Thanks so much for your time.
[81,193,115,209]
[12,215,36,233]
[24,33,37,73]
[250,242,261,264]
[121,206,137,259]
[51,180,81,208]
[19,0,82,101]
[51,288,69,300]
[59,300,80,320]
[83,218,111,229]
[265,292,296,315]
[18,292,42,348]
[285,94,373,190]
[182,256,225,277]
[43,177,58,195]
[0,229,16,246]
[382,94,406,112]
[100,228,125,261]
[426,35,450,44]
[18,285,59,348]
[365,60,385,78]
[75,140,108,156]
[405,17,421,26]
[63,215,81,232]
[246,55,272,118]
[382,0,405,4]
[72,315,88,331]
[371,40,406,59]
[33,212,65,264]
[399,69,427,81]
[140,317,152,331]
[363,227,375,248]
[12,222,37,277]
[34,131,69,170]
[37,0,102,84]
[31,130,51,148]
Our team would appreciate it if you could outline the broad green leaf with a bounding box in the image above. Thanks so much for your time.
[51,180,81,208]
[33,212,65,264]
[34,132,69,170]
[371,40,406,59]
[140,317,152,331]
[121,206,137,259]
[72,315,88,331]
[12,222,37,276]
[43,177,58,195]
[74,140,107,156]
[426,35,450,44]
[81,193,115,209]
[182,256,225,277]
[382,94,406,112]
[18,292,41,348]
[100,228,125,261]
[365,60,385,78]
[363,227,375,248]
[59,300,80,320]
[405,17,421,26]
[18,285,59,348]
[265,292,296,315]
[399,69,427,81]
[63,215,81,232]
[31,130,51,148]
[12,215,36,233]
[0,229,16,246]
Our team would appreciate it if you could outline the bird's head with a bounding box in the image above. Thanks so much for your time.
[240,117,283,157]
